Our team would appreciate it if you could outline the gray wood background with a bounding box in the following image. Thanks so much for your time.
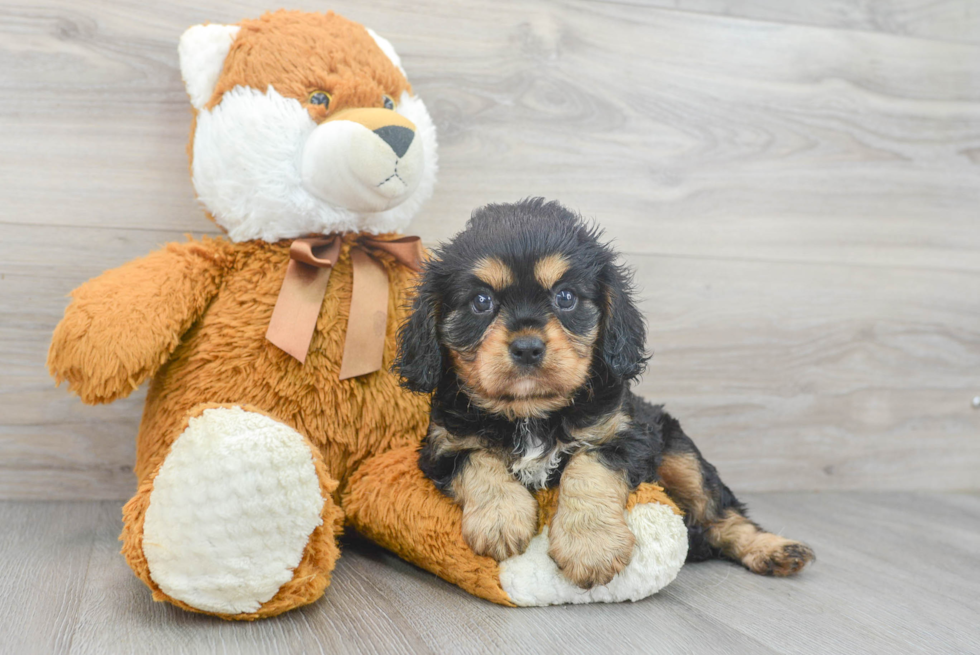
[1,0,978,500]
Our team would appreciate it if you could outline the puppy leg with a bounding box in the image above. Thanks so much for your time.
[452,451,539,561]
[656,414,815,576]
[549,451,636,588]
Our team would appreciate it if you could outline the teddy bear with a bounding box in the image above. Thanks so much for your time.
[47,10,688,619]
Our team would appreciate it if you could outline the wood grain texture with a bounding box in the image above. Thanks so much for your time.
[0,0,978,498]
[1,494,978,654]
[0,502,102,654]
[624,0,980,45]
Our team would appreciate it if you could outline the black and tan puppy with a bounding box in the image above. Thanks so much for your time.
[394,198,814,588]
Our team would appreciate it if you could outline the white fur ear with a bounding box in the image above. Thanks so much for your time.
[179,23,241,109]
[365,28,407,77]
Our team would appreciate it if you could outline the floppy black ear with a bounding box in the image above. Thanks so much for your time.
[393,273,443,393]
[599,261,649,382]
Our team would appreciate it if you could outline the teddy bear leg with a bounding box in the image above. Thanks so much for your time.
[120,404,345,620]
[344,446,690,607]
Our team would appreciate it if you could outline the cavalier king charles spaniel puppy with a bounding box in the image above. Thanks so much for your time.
[394,198,814,588]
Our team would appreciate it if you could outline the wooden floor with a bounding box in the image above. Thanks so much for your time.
[2,492,978,654]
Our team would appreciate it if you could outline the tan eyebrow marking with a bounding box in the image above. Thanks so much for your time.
[472,257,514,291]
[534,253,570,289]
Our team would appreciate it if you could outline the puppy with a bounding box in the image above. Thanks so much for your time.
[395,198,814,588]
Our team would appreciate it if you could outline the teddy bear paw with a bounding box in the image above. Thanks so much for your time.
[498,502,688,606]
[141,406,325,615]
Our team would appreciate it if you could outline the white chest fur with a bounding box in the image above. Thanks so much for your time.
[508,419,581,490]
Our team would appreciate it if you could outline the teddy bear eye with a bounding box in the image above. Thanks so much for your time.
[383,95,395,110]
[309,91,331,107]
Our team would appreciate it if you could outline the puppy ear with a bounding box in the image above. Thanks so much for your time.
[599,262,649,382]
[393,274,443,393]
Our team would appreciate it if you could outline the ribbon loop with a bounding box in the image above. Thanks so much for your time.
[289,236,342,268]
[265,234,423,377]
[359,236,424,272]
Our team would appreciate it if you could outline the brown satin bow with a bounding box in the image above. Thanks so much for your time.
[265,235,423,379]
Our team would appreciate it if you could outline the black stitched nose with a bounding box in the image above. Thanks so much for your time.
[373,125,414,158]
[509,337,546,367]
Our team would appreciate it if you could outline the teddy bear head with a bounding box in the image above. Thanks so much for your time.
[178,10,437,242]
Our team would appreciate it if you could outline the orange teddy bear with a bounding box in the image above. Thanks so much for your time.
[48,10,687,620]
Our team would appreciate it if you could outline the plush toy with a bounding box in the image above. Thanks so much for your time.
[47,10,688,619]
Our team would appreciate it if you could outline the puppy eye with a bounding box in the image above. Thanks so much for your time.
[555,289,577,310]
[471,293,494,314]
[309,91,331,108]
[383,95,396,110]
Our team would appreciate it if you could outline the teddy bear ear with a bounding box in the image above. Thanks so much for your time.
[178,23,241,110]
[365,28,408,78]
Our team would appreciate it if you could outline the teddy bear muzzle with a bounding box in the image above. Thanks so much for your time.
[300,107,424,213]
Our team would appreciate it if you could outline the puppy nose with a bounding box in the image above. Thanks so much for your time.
[373,125,414,158]
[509,337,546,367]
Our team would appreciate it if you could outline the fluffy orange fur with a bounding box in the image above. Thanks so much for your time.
[208,11,411,117]
[49,234,431,619]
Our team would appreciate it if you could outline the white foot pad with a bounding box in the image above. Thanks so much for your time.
[499,503,688,606]
[142,407,325,615]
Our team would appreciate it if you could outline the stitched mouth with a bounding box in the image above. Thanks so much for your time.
[376,162,407,188]
[377,172,406,187]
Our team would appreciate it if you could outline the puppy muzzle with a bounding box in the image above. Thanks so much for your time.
[300,108,424,213]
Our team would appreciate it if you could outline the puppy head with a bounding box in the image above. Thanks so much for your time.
[395,198,648,417]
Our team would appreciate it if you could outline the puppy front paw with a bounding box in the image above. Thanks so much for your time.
[548,508,635,588]
[461,488,538,561]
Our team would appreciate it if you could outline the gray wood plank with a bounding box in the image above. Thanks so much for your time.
[691,493,980,654]
[4,225,977,497]
[927,491,980,518]
[620,0,980,45]
[632,254,980,493]
[0,502,102,654]
[2,1,978,269]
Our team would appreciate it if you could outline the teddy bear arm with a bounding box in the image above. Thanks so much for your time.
[344,446,517,605]
[345,446,690,607]
[48,239,231,404]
